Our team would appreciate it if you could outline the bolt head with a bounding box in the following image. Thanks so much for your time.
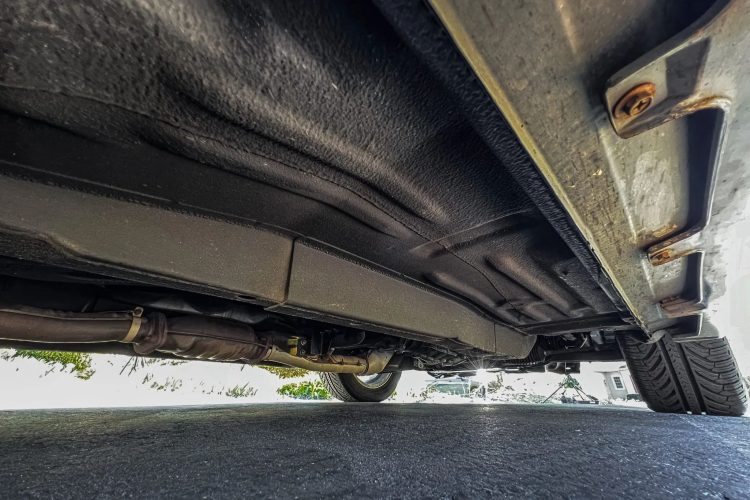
[613,82,656,119]
[624,94,652,117]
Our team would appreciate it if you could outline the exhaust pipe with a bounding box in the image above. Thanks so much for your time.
[0,306,391,374]
[0,306,150,343]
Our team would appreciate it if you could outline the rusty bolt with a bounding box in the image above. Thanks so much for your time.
[649,248,673,266]
[613,83,656,119]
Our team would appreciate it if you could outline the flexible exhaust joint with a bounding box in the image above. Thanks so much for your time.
[0,306,391,374]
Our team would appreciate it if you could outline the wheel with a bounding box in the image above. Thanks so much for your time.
[619,334,748,416]
[320,372,401,402]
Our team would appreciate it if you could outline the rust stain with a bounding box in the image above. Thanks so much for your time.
[672,95,726,116]
[650,223,678,240]
[660,295,705,316]
[613,82,656,120]
[648,226,701,255]
[649,247,699,266]
[650,249,674,266]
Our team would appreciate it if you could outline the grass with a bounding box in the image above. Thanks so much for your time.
[7,349,95,380]
[278,380,331,400]
[224,383,258,398]
[258,366,309,379]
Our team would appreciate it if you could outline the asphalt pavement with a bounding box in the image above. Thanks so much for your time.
[1,403,749,498]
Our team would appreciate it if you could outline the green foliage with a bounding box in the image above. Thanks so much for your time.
[561,375,582,390]
[417,387,432,401]
[487,374,504,392]
[511,393,548,404]
[141,373,183,392]
[278,380,331,400]
[224,383,257,398]
[258,365,309,379]
[10,349,94,380]
[120,356,186,376]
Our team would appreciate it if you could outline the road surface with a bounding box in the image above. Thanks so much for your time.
[1,403,749,498]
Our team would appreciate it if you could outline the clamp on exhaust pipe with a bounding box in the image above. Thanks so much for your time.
[121,307,144,343]
[0,306,393,374]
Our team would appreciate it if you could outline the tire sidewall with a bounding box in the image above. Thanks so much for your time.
[339,372,401,402]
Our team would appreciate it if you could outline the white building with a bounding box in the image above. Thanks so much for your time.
[597,365,639,401]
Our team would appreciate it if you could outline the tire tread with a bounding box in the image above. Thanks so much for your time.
[319,372,401,402]
[319,372,359,402]
[619,334,747,416]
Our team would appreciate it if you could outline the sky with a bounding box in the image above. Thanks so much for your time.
[705,200,750,377]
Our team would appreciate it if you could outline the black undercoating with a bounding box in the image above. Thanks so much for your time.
[0,0,619,328]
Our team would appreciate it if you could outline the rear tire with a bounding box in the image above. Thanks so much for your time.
[320,372,401,402]
[619,334,748,416]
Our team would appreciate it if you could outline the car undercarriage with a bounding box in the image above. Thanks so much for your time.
[0,0,747,414]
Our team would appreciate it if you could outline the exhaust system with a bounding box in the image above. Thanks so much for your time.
[0,306,392,374]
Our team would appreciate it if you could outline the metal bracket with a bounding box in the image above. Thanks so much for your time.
[658,252,705,317]
[604,2,734,139]
[605,1,744,266]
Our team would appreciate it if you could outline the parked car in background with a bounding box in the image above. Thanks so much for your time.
[425,377,487,399]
